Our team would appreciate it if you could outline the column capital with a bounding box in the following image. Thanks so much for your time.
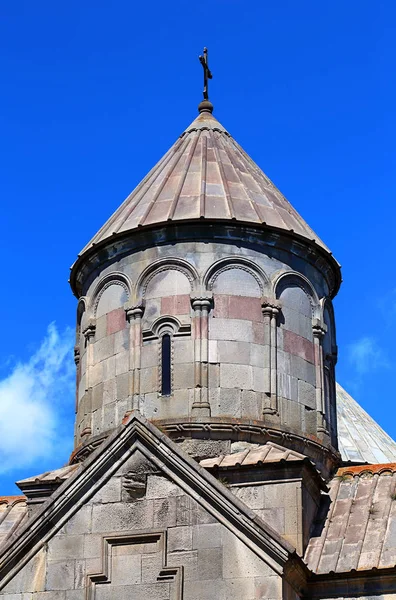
[312,318,327,340]
[191,296,213,310]
[261,296,281,316]
[74,345,80,365]
[82,320,96,341]
[125,302,145,322]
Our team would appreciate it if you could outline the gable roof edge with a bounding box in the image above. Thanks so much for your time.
[0,412,304,590]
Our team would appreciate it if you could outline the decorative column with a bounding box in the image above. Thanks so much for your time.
[191,297,212,416]
[125,303,145,414]
[262,298,281,415]
[80,320,96,438]
[312,318,327,434]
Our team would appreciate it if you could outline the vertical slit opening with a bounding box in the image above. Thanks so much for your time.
[161,334,171,396]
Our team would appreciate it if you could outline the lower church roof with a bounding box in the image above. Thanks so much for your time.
[336,382,396,465]
[305,464,396,574]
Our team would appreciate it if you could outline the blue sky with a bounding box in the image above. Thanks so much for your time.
[1,1,395,494]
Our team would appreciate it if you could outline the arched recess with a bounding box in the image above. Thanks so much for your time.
[204,257,270,297]
[136,260,197,406]
[135,258,199,302]
[76,298,87,345]
[92,272,132,318]
[274,271,319,412]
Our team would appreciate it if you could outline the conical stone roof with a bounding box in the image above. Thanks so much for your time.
[79,109,333,257]
[336,382,396,464]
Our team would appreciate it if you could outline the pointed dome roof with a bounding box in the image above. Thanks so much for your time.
[78,108,335,259]
[336,382,396,464]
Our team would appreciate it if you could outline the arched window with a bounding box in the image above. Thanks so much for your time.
[161,334,171,396]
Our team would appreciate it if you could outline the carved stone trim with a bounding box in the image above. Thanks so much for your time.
[92,273,131,316]
[86,531,183,600]
[142,316,191,342]
[205,259,266,295]
[136,258,199,300]
[273,271,320,318]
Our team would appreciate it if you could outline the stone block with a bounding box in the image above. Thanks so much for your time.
[107,308,126,335]
[143,298,161,323]
[48,535,84,561]
[146,475,183,500]
[65,505,92,535]
[252,366,266,392]
[173,338,194,364]
[241,390,261,417]
[192,523,222,548]
[95,315,107,341]
[173,362,194,390]
[90,362,103,388]
[140,367,158,394]
[111,553,141,586]
[165,550,198,581]
[291,355,315,385]
[298,379,316,410]
[234,485,264,510]
[256,507,285,535]
[93,335,115,363]
[184,580,225,600]
[153,497,177,527]
[141,343,159,368]
[250,343,268,367]
[213,294,229,318]
[224,578,256,600]
[222,530,274,578]
[217,340,250,364]
[91,408,103,435]
[228,295,262,321]
[211,387,241,417]
[91,383,104,411]
[252,321,265,345]
[208,340,218,363]
[102,356,116,382]
[254,575,282,599]
[141,553,165,584]
[209,318,253,342]
[115,351,129,375]
[168,526,193,552]
[66,590,85,600]
[103,403,116,431]
[197,547,223,580]
[116,372,129,400]
[46,560,75,591]
[281,308,313,340]
[283,329,315,364]
[92,499,154,532]
[91,475,122,504]
[161,294,190,315]
[220,364,252,390]
[114,328,129,354]
[208,363,220,388]
[103,379,116,405]
[139,393,159,418]
[83,534,103,558]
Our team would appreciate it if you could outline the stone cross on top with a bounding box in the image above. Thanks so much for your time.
[199,47,212,101]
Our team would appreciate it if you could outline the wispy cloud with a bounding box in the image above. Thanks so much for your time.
[347,336,390,376]
[0,323,75,475]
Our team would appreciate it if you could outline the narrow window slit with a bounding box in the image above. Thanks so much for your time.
[161,334,171,396]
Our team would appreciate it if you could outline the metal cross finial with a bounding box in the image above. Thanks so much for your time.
[199,47,212,101]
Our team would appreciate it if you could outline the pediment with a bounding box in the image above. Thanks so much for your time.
[0,412,304,594]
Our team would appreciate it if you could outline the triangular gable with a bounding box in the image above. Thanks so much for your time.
[0,412,305,591]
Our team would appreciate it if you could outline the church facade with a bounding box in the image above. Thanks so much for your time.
[1,90,396,599]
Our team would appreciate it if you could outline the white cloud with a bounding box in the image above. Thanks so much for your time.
[347,336,389,375]
[0,323,75,474]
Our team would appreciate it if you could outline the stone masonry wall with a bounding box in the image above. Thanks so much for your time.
[74,238,336,452]
[0,455,284,600]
